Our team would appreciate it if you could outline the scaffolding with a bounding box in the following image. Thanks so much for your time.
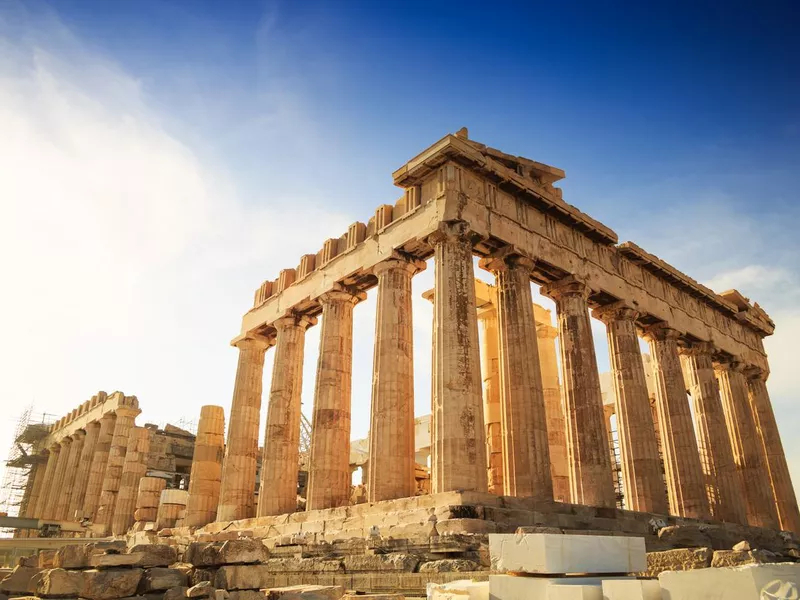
[0,407,55,536]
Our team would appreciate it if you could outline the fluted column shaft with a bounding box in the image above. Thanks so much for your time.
[541,277,614,508]
[217,335,273,522]
[55,431,85,520]
[746,371,800,533]
[258,315,314,516]
[483,252,552,499]
[680,345,747,524]
[368,257,424,503]
[536,319,570,503]
[23,461,48,520]
[478,304,504,495]
[34,446,59,520]
[95,405,140,533]
[82,413,116,520]
[645,324,708,519]
[429,221,487,493]
[46,438,73,520]
[306,288,363,510]
[111,426,150,535]
[187,406,226,526]
[67,421,100,522]
[596,303,668,514]
[715,360,779,528]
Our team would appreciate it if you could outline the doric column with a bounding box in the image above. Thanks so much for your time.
[644,324,709,519]
[186,405,226,526]
[746,368,800,533]
[715,359,779,528]
[46,437,73,520]
[535,314,570,503]
[111,426,150,535]
[55,431,85,521]
[541,276,615,508]
[34,446,59,520]
[429,221,487,493]
[481,251,552,499]
[595,302,668,514]
[368,256,425,503]
[67,421,100,522]
[258,315,315,516]
[679,344,747,524]
[82,413,116,520]
[217,334,274,522]
[23,460,48,520]
[477,301,504,495]
[306,288,364,510]
[95,403,140,534]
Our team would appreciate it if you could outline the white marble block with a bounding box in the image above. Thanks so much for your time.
[489,575,625,600]
[427,579,489,600]
[601,579,662,600]
[489,533,646,574]
[547,583,603,600]
[659,563,800,599]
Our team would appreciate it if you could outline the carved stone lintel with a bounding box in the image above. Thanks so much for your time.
[540,275,591,301]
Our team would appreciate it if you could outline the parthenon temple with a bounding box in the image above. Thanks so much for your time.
[8,130,799,551]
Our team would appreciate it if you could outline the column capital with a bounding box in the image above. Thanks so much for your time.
[641,322,681,342]
[233,332,275,351]
[274,313,317,331]
[478,246,535,274]
[373,253,427,277]
[677,341,716,357]
[71,429,87,440]
[540,275,591,301]
[114,406,142,419]
[426,220,474,247]
[319,286,367,306]
[713,355,746,374]
[592,300,639,324]
[743,365,768,381]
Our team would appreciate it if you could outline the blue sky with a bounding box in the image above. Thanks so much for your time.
[1,0,799,506]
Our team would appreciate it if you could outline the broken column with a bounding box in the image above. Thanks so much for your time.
[680,343,747,524]
[477,296,504,495]
[306,287,364,510]
[186,405,226,526]
[368,255,425,503]
[541,276,615,508]
[534,306,570,503]
[715,358,779,528]
[258,316,315,517]
[482,250,552,499]
[746,367,800,533]
[595,302,667,514]
[95,400,141,534]
[82,412,116,520]
[644,324,709,519]
[111,426,151,536]
[429,221,487,494]
[217,334,274,522]
[55,430,85,520]
[157,489,189,529]
[134,476,166,525]
[66,420,101,522]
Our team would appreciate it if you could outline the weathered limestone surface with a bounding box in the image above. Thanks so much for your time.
[82,413,116,520]
[746,369,800,534]
[644,324,708,519]
[56,432,85,520]
[47,438,72,520]
[218,335,273,522]
[258,316,313,517]
[112,426,151,535]
[482,251,551,500]
[541,276,614,508]
[643,547,712,578]
[67,420,100,521]
[96,403,140,533]
[35,446,59,520]
[534,308,570,504]
[306,289,363,511]
[135,476,166,524]
[715,360,778,529]
[368,256,424,503]
[477,300,503,495]
[429,221,487,494]
[679,344,747,525]
[22,460,47,520]
[595,302,667,514]
[187,405,226,526]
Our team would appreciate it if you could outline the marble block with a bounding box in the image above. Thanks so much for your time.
[601,579,662,600]
[489,575,629,600]
[658,563,800,600]
[427,579,488,600]
[547,584,602,600]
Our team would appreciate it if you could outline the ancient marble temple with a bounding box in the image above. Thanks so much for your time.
[218,129,798,534]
